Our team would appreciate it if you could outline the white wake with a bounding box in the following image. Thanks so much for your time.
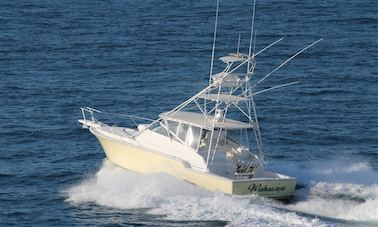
[270,160,378,222]
[66,160,320,226]
[66,159,378,225]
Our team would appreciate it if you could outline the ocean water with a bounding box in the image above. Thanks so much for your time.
[1,0,377,226]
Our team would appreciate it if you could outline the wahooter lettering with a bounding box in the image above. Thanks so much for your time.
[248,184,286,192]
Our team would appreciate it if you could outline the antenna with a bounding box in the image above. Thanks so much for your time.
[209,0,220,86]
[248,0,257,73]
[236,34,241,56]
[253,30,257,57]
[205,0,220,114]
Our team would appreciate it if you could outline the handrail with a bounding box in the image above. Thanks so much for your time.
[79,106,155,140]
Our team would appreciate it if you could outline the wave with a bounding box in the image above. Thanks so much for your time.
[65,159,378,225]
[66,160,320,226]
[269,160,378,223]
[288,182,378,222]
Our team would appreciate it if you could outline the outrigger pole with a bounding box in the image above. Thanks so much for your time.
[252,81,299,96]
[246,0,264,162]
[252,38,323,89]
[248,0,257,73]
[248,38,323,167]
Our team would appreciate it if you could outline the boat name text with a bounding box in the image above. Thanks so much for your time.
[248,183,286,192]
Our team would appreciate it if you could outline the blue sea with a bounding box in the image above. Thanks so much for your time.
[1,0,377,226]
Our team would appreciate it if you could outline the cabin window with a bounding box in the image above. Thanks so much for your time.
[167,120,179,135]
[165,121,202,150]
[171,122,202,149]
[186,126,201,149]
[227,129,248,147]
[152,125,168,137]
[177,123,189,142]
[199,129,227,147]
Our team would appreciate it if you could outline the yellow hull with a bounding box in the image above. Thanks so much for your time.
[91,129,296,198]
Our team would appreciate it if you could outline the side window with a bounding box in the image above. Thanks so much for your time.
[153,125,168,137]
[167,120,179,135]
[177,123,189,142]
[165,121,202,150]
[186,126,201,149]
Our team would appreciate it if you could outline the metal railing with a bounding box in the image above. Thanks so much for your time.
[80,107,155,140]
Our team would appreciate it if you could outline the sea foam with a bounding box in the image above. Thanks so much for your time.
[270,160,378,222]
[66,160,320,226]
[66,159,378,225]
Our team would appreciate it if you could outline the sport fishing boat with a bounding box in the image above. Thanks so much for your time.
[78,0,321,199]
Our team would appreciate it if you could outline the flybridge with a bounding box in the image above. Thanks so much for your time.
[159,111,254,130]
